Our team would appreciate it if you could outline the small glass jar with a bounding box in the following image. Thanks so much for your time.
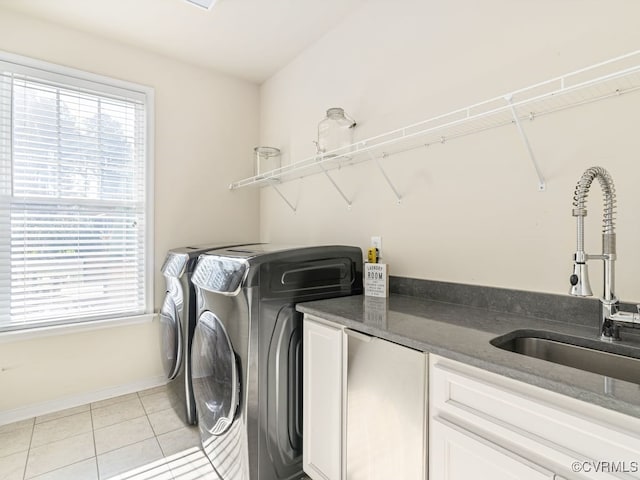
[316,107,356,157]
[254,146,281,177]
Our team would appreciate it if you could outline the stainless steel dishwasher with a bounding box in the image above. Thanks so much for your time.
[345,329,427,479]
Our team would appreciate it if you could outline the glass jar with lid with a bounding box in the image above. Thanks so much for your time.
[316,108,356,157]
[254,146,281,177]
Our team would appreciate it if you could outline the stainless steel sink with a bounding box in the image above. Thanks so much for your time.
[490,330,640,384]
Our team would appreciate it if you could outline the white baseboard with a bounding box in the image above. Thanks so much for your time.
[0,375,168,426]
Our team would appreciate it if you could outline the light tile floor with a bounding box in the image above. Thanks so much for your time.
[0,385,220,480]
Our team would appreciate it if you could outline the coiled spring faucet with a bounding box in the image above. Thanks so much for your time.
[569,166,639,341]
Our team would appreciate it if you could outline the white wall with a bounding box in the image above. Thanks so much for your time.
[259,0,640,302]
[0,9,259,415]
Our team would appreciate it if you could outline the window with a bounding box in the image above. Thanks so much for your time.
[0,53,153,332]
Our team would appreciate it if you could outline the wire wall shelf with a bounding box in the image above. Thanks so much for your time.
[229,50,640,206]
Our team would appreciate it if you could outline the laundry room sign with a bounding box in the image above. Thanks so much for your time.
[364,263,389,297]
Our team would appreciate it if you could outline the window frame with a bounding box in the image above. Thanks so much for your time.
[0,50,155,336]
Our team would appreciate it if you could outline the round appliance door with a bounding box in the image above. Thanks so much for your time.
[192,310,239,436]
[159,292,182,380]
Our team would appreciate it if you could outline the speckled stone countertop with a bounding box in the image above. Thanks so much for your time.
[296,290,640,419]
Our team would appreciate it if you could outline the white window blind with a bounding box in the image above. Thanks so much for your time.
[0,55,151,332]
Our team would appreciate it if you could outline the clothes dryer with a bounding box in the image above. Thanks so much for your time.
[159,242,259,425]
[191,245,363,480]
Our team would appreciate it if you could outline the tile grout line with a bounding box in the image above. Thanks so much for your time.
[28,458,96,480]
[92,413,149,434]
[90,400,99,480]
[34,404,90,427]
[91,396,143,414]
[140,390,174,479]
[139,391,156,444]
[22,417,35,480]
[139,391,164,455]
[142,390,193,479]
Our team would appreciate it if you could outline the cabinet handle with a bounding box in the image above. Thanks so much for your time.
[433,416,555,478]
[345,328,374,342]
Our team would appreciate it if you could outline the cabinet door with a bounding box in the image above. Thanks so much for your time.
[346,329,426,480]
[430,355,640,479]
[430,416,554,480]
[303,317,344,480]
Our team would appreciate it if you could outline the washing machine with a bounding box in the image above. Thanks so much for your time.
[159,242,259,425]
[191,244,363,480]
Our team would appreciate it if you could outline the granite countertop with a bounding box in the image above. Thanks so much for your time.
[296,293,640,419]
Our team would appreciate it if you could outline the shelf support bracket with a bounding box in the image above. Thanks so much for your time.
[318,161,352,208]
[505,95,546,191]
[369,151,402,204]
[268,180,297,212]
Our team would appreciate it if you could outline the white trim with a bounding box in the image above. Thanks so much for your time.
[145,88,155,316]
[0,50,151,100]
[0,375,167,427]
[0,313,157,344]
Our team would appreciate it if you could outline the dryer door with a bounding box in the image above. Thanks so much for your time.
[192,310,239,436]
[159,292,182,380]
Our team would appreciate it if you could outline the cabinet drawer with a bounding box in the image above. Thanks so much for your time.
[430,355,640,479]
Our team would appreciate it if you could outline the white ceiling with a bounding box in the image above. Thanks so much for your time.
[0,0,365,83]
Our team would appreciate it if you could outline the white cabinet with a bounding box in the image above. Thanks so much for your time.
[303,316,345,480]
[429,354,640,480]
[304,317,640,480]
[302,315,427,480]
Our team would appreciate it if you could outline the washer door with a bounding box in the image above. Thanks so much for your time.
[192,310,239,436]
[160,293,182,380]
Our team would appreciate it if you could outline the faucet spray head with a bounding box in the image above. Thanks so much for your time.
[570,260,593,297]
